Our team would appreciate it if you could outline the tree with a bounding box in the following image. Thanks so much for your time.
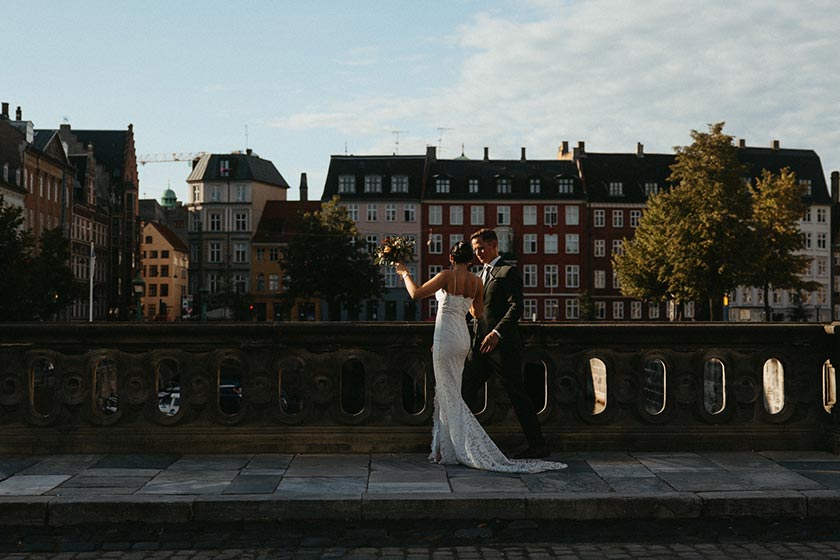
[282,196,383,320]
[615,123,753,320]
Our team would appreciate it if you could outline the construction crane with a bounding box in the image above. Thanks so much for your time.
[138,152,206,165]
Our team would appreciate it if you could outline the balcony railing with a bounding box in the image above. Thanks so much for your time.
[1,322,838,454]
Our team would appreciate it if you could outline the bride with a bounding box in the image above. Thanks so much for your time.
[395,241,566,473]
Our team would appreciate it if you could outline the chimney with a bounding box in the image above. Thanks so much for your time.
[738,138,746,148]
[1,102,8,119]
[772,139,780,150]
[483,147,489,161]
[573,140,586,159]
[832,171,839,204]
[246,148,253,156]
[521,147,526,161]
[558,141,570,159]
[299,172,308,201]
[636,142,644,158]
[15,106,22,120]
[426,145,437,161]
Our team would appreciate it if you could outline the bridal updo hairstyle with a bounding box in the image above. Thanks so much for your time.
[450,240,474,264]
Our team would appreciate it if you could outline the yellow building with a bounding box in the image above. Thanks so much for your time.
[140,222,189,321]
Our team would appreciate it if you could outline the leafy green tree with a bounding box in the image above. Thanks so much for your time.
[0,199,35,320]
[282,196,383,320]
[29,227,85,320]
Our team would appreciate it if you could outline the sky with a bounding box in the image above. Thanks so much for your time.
[4,0,839,203]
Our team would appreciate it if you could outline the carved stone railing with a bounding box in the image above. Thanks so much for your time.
[0,322,837,454]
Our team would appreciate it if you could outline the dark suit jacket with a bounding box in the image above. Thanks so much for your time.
[473,260,524,351]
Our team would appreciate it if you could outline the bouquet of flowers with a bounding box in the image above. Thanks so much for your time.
[373,235,416,266]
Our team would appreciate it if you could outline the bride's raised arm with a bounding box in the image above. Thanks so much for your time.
[395,263,449,300]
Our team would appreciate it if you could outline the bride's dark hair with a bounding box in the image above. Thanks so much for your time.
[450,241,474,264]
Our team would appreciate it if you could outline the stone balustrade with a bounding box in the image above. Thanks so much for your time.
[0,322,837,454]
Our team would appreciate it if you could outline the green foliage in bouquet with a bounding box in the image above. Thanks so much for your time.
[374,235,416,265]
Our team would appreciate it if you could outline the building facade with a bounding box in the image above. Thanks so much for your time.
[140,221,189,321]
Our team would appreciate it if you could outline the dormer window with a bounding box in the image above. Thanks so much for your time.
[496,177,512,194]
[529,178,541,194]
[643,182,659,196]
[608,182,624,196]
[435,177,450,193]
[338,175,355,194]
[557,176,574,194]
[2,163,7,182]
[468,178,479,193]
[799,179,812,196]
[364,175,382,193]
[391,175,408,193]
[219,159,230,178]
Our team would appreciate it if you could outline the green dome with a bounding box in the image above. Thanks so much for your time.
[161,188,177,207]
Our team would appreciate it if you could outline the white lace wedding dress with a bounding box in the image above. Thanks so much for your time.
[429,289,567,473]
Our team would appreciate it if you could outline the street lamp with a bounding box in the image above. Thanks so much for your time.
[132,274,145,323]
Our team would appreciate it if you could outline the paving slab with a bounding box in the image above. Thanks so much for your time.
[91,454,179,470]
[274,476,368,495]
[243,454,294,470]
[604,477,677,494]
[138,471,239,495]
[450,476,529,493]
[0,475,70,495]
[654,470,753,492]
[283,454,370,477]
[18,455,102,475]
[222,474,282,494]
[167,455,253,471]
[368,470,450,493]
[523,472,612,494]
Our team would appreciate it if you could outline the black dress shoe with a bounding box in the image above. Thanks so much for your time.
[513,445,551,459]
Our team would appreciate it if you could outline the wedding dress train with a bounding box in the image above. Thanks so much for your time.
[429,289,566,473]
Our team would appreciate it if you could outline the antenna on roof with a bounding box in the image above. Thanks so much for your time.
[392,130,408,155]
[245,124,249,150]
[437,127,454,155]
[344,141,348,155]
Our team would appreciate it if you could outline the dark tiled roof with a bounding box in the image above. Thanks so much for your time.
[424,158,582,200]
[322,155,426,201]
[252,200,322,244]
[188,153,289,188]
[578,153,675,203]
[70,130,128,178]
[150,222,189,253]
[738,147,831,204]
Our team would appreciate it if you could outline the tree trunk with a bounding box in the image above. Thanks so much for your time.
[763,282,772,322]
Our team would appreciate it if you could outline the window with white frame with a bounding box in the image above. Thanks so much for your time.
[566,265,579,288]
[543,233,558,255]
[449,234,464,248]
[524,299,537,321]
[523,264,537,288]
[209,242,222,263]
[545,265,559,288]
[524,234,537,254]
[594,270,606,289]
[268,274,280,291]
[235,184,247,201]
[630,210,642,228]
[594,209,605,227]
[817,257,828,276]
[566,205,579,225]
[210,185,221,202]
[558,176,574,194]
[566,298,579,319]
[429,234,442,254]
[612,210,624,228]
[391,175,408,193]
[468,178,479,193]
[234,212,248,232]
[429,299,438,318]
[524,205,537,225]
[367,204,378,221]
[339,175,355,193]
[209,213,222,232]
[644,182,659,196]
[772,289,784,305]
[799,179,812,196]
[219,159,230,178]
[436,177,450,193]
[612,272,621,289]
[384,203,396,222]
[545,299,558,320]
[684,301,695,319]
[594,239,605,258]
[595,301,606,319]
[384,267,399,288]
[429,205,442,225]
[497,177,512,194]
[804,232,812,249]
[609,182,624,196]
[631,301,642,319]
[817,208,827,223]
[404,203,416,222]
[471,205,484,225]
[366,234,379,254]
[544,206,558,226]
[816,286,827,305]
[192,185,200,202]
[613,301,625,319]
[529,178,541,194]
[428,265,443,280]
[347,203,359,221]
[804,208,812,222]
[450,205,463,225]
[234,242,247,263]
[497,206,511,225]
[817,232,827,249]
[649,302,660,319]
[612,239,624,255]
[565,234,579,254]
[209,273,221,293]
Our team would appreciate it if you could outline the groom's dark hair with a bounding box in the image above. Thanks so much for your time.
[470,228,497,243]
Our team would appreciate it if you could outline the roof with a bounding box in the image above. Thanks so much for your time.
[149,221,189,253]
[69,129,129,177]
[738,146,831,204]
[322,155,426,201]
[187,152,289,188]
[252,200,322,244]
[578,152,676,203]
[32,130,70,166]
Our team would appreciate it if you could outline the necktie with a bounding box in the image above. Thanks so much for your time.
[482,265,492,283]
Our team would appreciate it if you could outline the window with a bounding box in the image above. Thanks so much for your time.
[496,177,511,194]
[613,301,625,319]
[497,206,510,225]
[817,257,828,276]
[404,203,416,222]
[429,234,442,254]
[367,204,378,222]
[391,175,409,193]
[544,234,558,254]
[385,203,397,222]
[529,178,541,194]
[347,203,359,221]
[609,182,624,196]
[630,210,642,228]
[566,299,579,320]
[566,206,579,226]
[523,264,537,288]
[148,284,157,297]
[468,178,479,193]
[612,210,624,228]
[364,175,382,193]
[161,250,170,258]
[644,182,659,196]
[594,270,606,289]
[649,302,660,319]
[594,209,605,227]
[471,205,484,225]
[804,209,812,222]
[524,234,537,254]
[235,184,247,201]
[161,265,169,277]
[612,239,624,255]
[210,185,221,202]
[256,248,265,262]
[566,265,579,288]
[384,267,398,288]
[544,265,559,288]
[429,205,442,225]
[428,265,443,280]
[269,274,280,291]
[366,234,379,254]
[193,185,200,202]
[817,208,827,223]
[209,242,221,263]
[339,175,355,193]
[612,272,621,290]
[804,232,812,249]
[234,242,247,263]
[557,177,574,194]
[594,239,605,258]
[799,179,812,196]
[450,205,463,225]
[565,234,579,254]
[149,265,159,277]
[524,206,537,225]
[160,284,169,297]
[817,233,827,250]
[436,177,450,193]
[595,301,606,319]
[544,206,558,226]
[269,247,280,261]
[449,234,464,248]
[234,212,248,231]
[219,159,230,177]
[209,213,222,232]
[524,299,537,321]
[545,299,558,320]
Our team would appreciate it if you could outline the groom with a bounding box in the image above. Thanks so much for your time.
[462,228,550,459]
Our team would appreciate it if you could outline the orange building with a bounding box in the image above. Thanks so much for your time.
[140,222,189,321]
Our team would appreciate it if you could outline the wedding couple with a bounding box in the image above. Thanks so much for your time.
[395,229,566,473]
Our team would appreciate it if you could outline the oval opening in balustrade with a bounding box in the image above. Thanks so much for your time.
[587,358,607,415]
[219,359,243,415]
[31,357,56,416]
[402,370,426,415]
[279,363,304,415]
[523,361,548,414]
[703,358,726,415]
[823,360,836,414]
[643,359,667,415]
[762,358,785,415]
[156,359,180,416]
[94,358,118,416]
[340,359,366,415]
